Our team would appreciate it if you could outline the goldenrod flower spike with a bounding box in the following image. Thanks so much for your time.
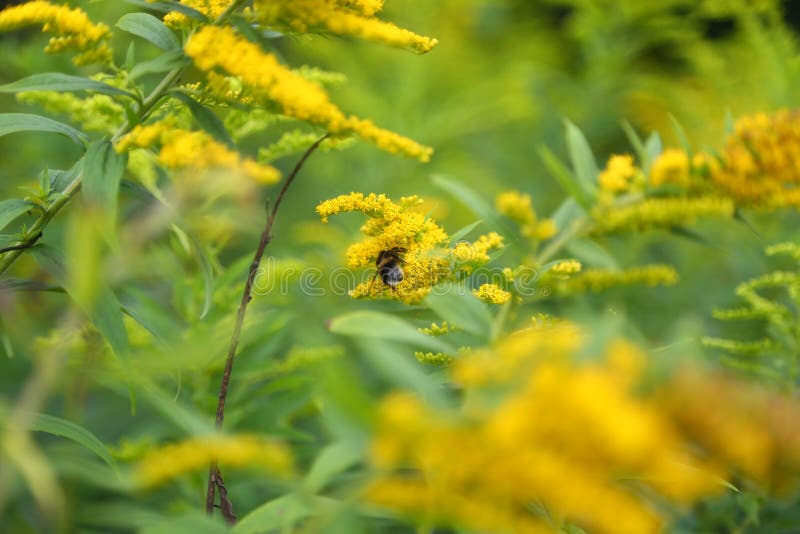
[562,264,679,293]
[117,121,281,184]
[0,0,111,65]
[318,193,449,303]
[319,193,506,304]
[185,26,433,162]
[253,0,437,54]
[135,435,292,488]
[592,196,734,234]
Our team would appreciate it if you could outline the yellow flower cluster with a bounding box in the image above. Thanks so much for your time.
[661,370,800,489]
[592,196,734,234]
[17,90,124,134]
[338,0,384,16]
[419,321,454,336]
[185,26,433,162]
[369,332,715,533]
[135,434,292,488]
[414,351,454,365]
[551,259,582,274]
[472,282,511,304]
[253,0,437,54]
[317,193,449,303]
[0,0,111,65]
[495,190,557,239]
[117,122,281,184]
[368,329,800,533]
[711,109,800,208]
[496,190,535,224]
[599,154,640,193]
[318,193,506,303]
[450,232,504,269]
[160,0,231,28]
[650,148,690,187]
[561,264,679,293]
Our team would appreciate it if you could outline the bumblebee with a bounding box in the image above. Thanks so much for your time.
[373,247,406,290]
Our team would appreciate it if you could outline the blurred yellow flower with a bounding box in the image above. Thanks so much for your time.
[254,0,437,53]
[135,435,292,488]
[599,154,639,193]
[711,109,800,209]
[0,0,111,65]
[650,148,690,188]
[592,196,734,234]
[561,264,679,293]
[161,0,232,28]
[117,122,281,184]
[551,259,582,274]
[367,332,739,534]
[496,190,536,225]
[185,26,433,161]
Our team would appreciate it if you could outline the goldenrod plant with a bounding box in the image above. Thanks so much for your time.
[3,1,800,533]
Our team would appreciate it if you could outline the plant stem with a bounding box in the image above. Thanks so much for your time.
[535,216,591,265]
[205,134,329,522]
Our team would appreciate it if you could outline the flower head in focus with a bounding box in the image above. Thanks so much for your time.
[317,193,504,303]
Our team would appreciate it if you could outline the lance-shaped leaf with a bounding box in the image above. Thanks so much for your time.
[0,113,88,146]
[117,12,180,50]
[0,73,136,99]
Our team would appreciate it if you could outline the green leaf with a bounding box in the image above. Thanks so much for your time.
[551,197,585,231]
[565,238,619,270]
[137,381,214,435]
[668,114,691,154]
[170,225,215,319]
[235,494,337,534]
[169,90,233,146]
[621,120,648,165]
[645,132,663,166]
[0,113,88,146]
[30,244,130,358]
[303,441,364,493]
[424,290,491,338]
[0,199,34,232]
[27,412,117,472]
[82,140,128,230]
[448,219,483,245]
[116,12,180,50]
[141,512,229,534]
[123,0,208,22]
[0,73,136,98]
[130,49,189,80]
[329,310,454,354]
[564,119,599,199]
[431,175,512,235]
[538,146,593,210]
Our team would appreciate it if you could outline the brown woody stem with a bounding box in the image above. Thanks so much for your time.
[205,134,329,521]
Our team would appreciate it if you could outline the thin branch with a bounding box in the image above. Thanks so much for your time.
[0,232,42,254]
[205,134,329,517]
